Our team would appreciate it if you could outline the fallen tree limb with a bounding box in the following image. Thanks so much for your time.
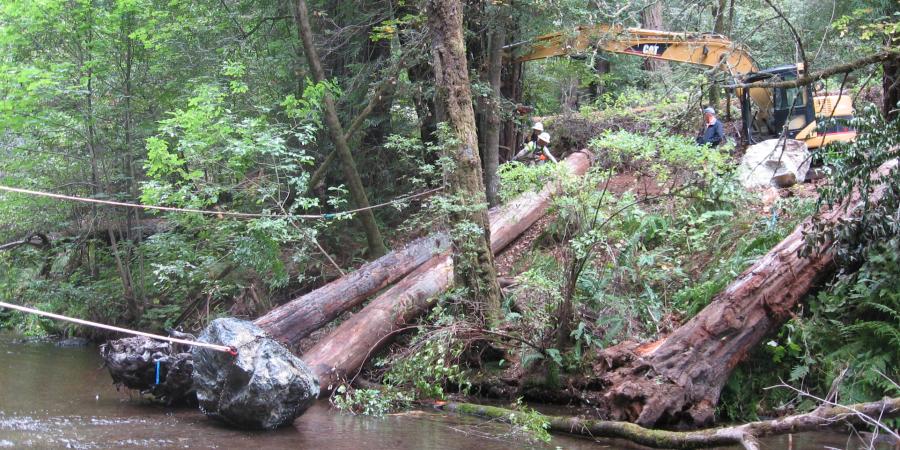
[438,397,900,450]
[593,158,899,428]
[0,232,50,251]
[303,151,594,391]
[728,50,900,90]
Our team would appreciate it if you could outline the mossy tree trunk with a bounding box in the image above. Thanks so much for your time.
[292,0,388,258]
[440,398,900,450]
[426,0,502,324]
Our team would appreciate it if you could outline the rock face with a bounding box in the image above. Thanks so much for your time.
[192,318,319,430]
[737,138,811,188]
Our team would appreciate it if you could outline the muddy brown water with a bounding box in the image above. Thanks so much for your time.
[0,333,888,449]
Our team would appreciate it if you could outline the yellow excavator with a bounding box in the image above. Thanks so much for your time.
[510,25,855,149]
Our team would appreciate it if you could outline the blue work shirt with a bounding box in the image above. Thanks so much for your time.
[696,119,725,147]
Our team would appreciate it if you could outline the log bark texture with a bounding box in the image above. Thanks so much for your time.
[304,151,593,391]
[254,234,450,348]
[594,159,899,428]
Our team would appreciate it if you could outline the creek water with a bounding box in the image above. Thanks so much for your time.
[0,333,888,449]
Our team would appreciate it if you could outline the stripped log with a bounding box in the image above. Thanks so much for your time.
[304,151,593,390]
[254,233,450,348]
[593,159,899,428]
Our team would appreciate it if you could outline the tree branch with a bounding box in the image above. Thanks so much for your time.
[0,232,50,252]
[759,0,808,72]
[728,50,900,89]
[307,77,396,190]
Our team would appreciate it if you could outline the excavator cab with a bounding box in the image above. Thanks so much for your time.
[739,64,855,148]
[739,65,814,143]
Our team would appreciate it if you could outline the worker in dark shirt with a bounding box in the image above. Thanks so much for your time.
[696,106,725,147]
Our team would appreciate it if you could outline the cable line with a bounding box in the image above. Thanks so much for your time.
[0,301,237,355]
[0,185,442,220]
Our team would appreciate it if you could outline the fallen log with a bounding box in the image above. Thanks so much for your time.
[101,152,592,399]
[0,232,50,251]
[101,236,450,398]
[593,158,899,428]
[254,233,450,349]
[303,151,593,391]
[438,397,900,450]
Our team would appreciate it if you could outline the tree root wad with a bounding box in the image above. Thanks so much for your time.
[438,398,900,450]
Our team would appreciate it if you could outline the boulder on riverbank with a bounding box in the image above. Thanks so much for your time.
[192,318,319,430]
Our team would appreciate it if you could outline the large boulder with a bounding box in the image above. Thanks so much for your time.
[737,138,811,188]
[192,318,319,430]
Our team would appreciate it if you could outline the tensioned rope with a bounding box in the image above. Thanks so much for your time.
[0,185,443,220]
[0,301,237,355]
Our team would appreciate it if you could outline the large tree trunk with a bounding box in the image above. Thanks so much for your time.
[640,1,670,74]
[482,26,505,207]
[426,0,502,324]
[292,0,388,258]
[594,159,899,428]
[254,234,450,349]
[303,152,593,392]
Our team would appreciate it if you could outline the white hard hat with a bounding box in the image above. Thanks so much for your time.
[538,132,550,143]
[532,122,544,132]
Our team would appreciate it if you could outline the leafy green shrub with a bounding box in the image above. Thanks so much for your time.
[332,385,412,417]
[798,240,900,402]
[590,130,731,182]
[381,330,471,401]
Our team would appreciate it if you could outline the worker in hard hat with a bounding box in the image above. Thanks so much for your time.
[695,106,725,147]
[514,131,557,164]
[528,122,544,145]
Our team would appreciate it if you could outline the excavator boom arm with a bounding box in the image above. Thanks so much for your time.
[515,25,758,78]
